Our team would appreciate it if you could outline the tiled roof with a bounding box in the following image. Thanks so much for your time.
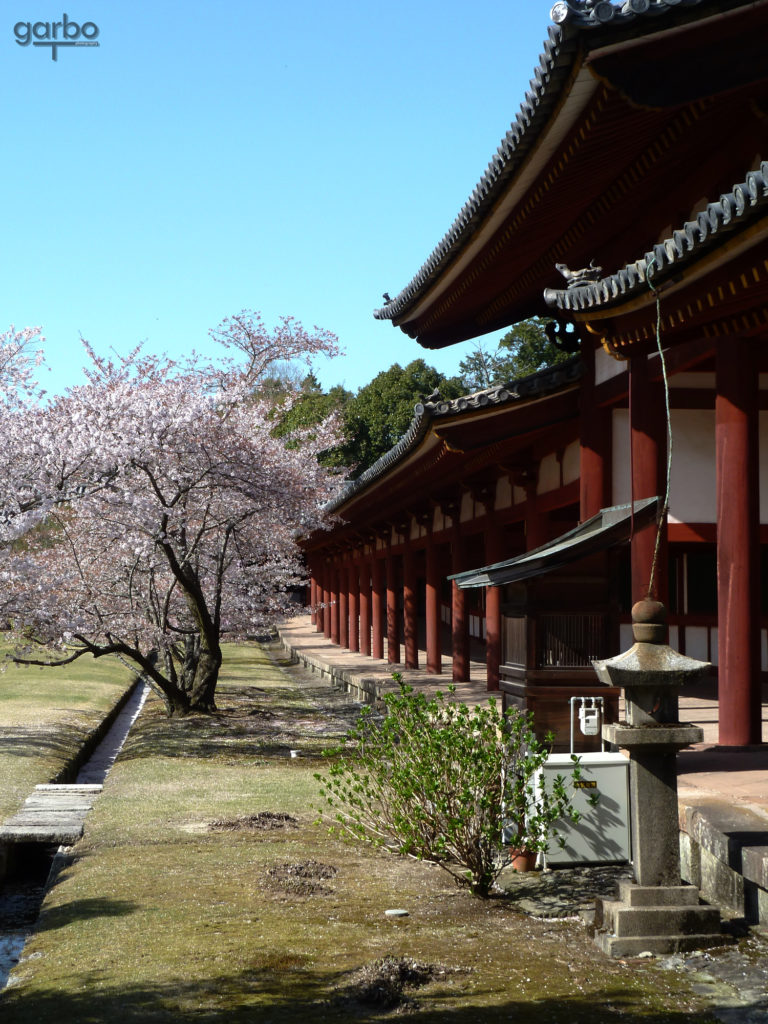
[543,162,768,313]
[549,0,706,29]
[373,0,721,327]
[325,356,582,514]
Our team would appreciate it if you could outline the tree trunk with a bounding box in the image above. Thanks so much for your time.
[163,687,192,717]
[147,649,193,717]
[180,634,201,693]
[188,641,222,712]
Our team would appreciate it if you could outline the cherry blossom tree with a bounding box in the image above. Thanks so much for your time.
[5,312,342,716]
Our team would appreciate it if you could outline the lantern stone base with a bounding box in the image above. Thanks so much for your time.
[593,879,731,958]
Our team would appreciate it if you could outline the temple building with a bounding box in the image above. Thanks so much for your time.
[302,0,768,748]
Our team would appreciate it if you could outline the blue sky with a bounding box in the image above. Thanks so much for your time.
[3,2,553,395]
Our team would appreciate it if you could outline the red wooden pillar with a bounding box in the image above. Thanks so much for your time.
[330,565,340,645]
[338,559,348,649]
[425,530,442,674]
[629,355,667,606]
[526,491,547,549]
[322,567,331,639]
[580,342,610,521]
[359,556,371,657]
[310,575,317,626]
[403,537,418,669]
[386,542,401,665]
[484,515,503,692]
[451,512,469,682]
[371,555,384,660]
[314,567,324,633]
[716,337,761,746]
[348,561,359,653]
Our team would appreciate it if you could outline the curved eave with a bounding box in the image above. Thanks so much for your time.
[323,356,583,518]
[373,0,718,333]
[543,163,768,315]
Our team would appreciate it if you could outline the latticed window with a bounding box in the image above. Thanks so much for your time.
[536,613,605,668]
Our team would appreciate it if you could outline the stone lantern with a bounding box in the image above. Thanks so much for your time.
[590,599,727,956]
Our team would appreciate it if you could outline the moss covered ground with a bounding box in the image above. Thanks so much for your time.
[0,643,723,1022]
[0,653,135,820]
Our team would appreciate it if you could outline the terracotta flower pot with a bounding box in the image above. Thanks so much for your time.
[508,847,538,872]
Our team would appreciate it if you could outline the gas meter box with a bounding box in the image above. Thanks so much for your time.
[535,752,630,866]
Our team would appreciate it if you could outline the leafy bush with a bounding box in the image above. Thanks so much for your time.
[315,678,579,897]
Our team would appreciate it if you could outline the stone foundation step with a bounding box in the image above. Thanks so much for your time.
[594,931,734,958]
[679,797,768,927]
[600,903,722,937]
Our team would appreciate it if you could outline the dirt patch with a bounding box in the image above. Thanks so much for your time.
[336,955,459,1012]
[265,859,338,896]
[208,811,298,832]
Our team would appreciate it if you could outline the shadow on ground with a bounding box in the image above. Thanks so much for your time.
[0,726,93,760]
[118,684,359,763]
[0,967,731,1023]
[33,898,138,933]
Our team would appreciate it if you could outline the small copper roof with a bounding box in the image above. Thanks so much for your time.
[450,496,660,588]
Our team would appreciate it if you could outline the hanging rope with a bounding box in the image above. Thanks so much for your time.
[645,255,674,600]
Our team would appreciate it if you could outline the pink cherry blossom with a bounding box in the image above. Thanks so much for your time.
[3,312,342,716]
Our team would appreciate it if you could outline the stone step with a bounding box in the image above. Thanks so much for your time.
[9,815,88,827]
[0,824,84,843]
[22,798,94,806]
[600,901,722,937]
[35,784,102,793]
[617,881,701,907]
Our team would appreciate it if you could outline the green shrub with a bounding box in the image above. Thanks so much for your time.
[315,678,579,897]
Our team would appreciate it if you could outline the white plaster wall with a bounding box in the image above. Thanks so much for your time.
[685,626,710,663]
[761,411,768,523]
[513,485,526,504]
[538,453,561,494]
[613,408,717,522]
[668,409,716,524]
[612,408,631,506]
[595,347,628,385]
[614,403,768,523]
[563,440,580,485]
[669,372,716,390]
[496,475,512,510]
[460,491,474,523]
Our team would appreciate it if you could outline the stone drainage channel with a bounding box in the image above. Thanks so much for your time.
[0,682,149,989]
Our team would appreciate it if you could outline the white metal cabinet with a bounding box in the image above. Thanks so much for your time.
[536,752,630,866]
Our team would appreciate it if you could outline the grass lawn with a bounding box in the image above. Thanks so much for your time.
[0,653,136,820]
[0,643,723,1022]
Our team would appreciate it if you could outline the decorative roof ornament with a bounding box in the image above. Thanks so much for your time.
[551,0,653,24]
[375,0,706,330]
[545,318,580,353]
[555,259,603,289]
[544,161,768,316]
